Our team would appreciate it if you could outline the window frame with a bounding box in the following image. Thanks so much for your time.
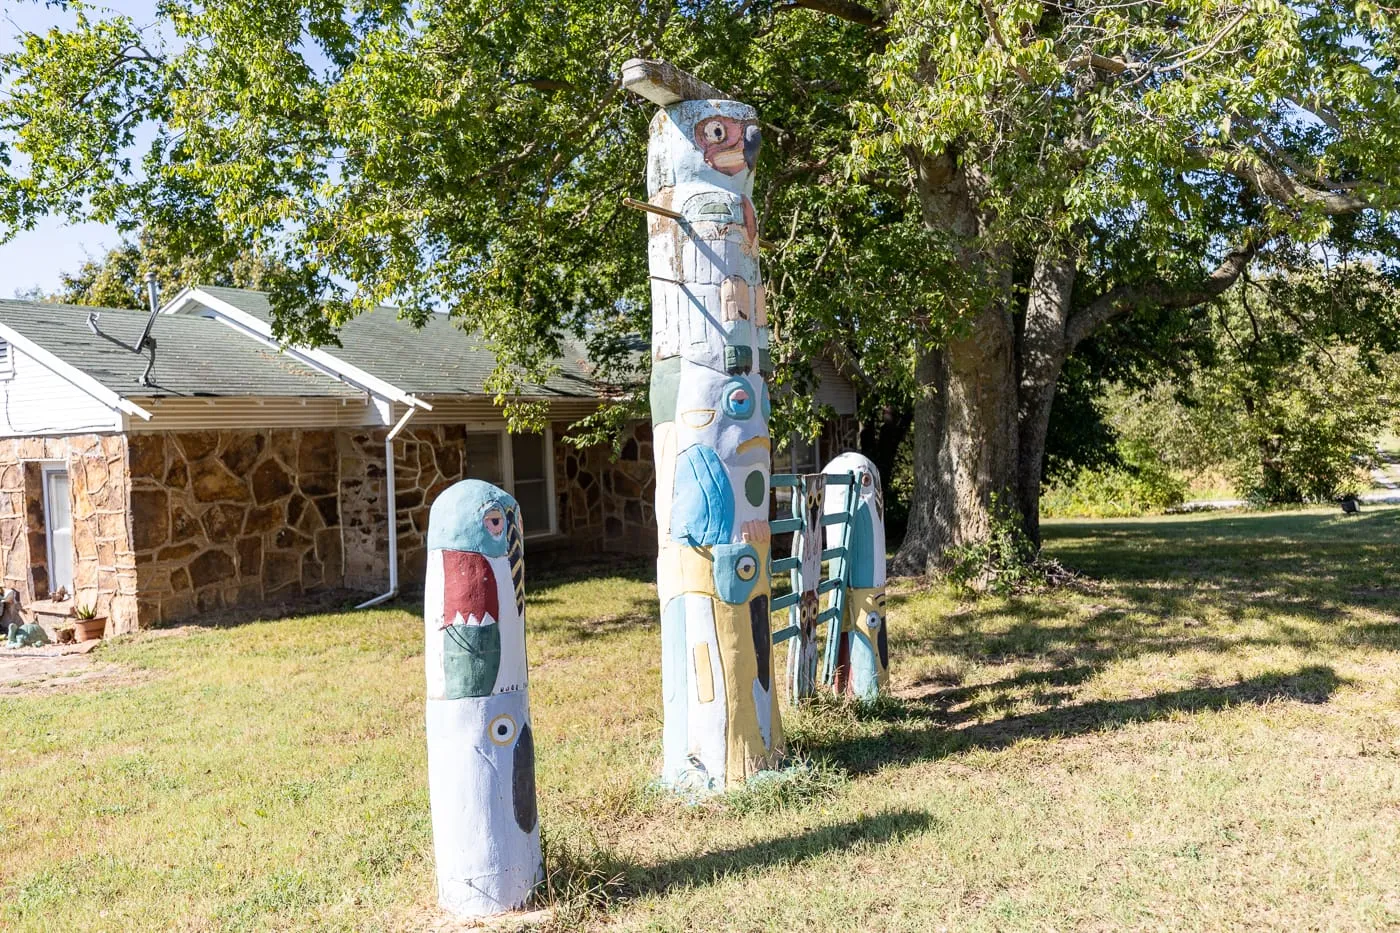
[0,338,13,380]
[39,462,73,594]
[462,424,558,539]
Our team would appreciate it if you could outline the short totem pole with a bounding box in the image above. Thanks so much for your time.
[623,59,784,792]
[824,453,889,700]
[423,480,542,917]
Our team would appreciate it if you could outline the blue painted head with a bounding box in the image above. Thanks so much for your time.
[670,444,735,546]
[427,479,519,557]
[711,541,761,604]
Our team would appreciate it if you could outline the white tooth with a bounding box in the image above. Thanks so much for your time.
[466,613,480,627]
[451,611,466,627]
[483,612,496,626]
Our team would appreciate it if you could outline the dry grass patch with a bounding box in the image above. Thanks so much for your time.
[4,511,1400,930]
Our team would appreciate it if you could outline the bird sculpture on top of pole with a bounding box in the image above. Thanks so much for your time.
[622,58,783,793]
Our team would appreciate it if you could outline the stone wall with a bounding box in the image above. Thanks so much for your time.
[339,424,469,592]
[0,435,138,633]
[128,430,344,626]
[599,421,655,555]
[553,423,609,554]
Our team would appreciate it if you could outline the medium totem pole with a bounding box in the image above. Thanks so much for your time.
[824,453,889,699]
[423,480,542,917]
[623,59,784,792]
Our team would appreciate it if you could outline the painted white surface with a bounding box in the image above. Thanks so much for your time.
[682,592,727,788]
[425,692,542,916]
[0,345,122,436]
[824,451,886,588]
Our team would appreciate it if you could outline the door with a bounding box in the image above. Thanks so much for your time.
[43,466,73,595]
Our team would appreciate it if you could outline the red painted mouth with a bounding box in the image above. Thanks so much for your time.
[442,550,499,628]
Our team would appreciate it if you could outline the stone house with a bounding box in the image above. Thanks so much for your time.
[0,286,857,634]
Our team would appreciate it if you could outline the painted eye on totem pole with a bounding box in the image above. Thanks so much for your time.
[735,554,758,581]
[861,471,873,488]
[722,380,755,420]
[698,118,728,145]
[483,507,506,538]
[867,611,883,631]
[488,713,518,746]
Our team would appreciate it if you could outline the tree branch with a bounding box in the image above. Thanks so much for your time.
[1188,146,1378,214]
[978,0,1032,82]
[1065,234,1261,349]
[775,0,885,28]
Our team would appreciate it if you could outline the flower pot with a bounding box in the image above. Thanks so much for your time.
[73,617,106,642]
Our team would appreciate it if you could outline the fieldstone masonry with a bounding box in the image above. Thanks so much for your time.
[0,434,139,633]
[127,430,345,626]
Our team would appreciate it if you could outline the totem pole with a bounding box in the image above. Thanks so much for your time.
[623,59,784,792]
[423,480,541,917]
[824,453,889,700]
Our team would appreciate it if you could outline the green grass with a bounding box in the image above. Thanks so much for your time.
[6,508,1400,930]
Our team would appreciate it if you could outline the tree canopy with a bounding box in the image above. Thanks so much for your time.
[3,1,1398,568]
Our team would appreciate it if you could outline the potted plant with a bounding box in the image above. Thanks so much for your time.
[72,603,106,642]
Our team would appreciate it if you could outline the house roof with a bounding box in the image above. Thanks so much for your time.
[0,299,363,400]
[189,286,600,399]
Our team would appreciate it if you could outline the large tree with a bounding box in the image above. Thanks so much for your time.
[3,1,1397,571]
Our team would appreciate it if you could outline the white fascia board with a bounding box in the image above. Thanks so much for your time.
[0,321,152,422]
[186,288,432,412]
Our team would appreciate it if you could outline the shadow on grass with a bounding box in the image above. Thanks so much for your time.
[802,664,1343,776]
[547,809,934,913]
[631,808,932,894]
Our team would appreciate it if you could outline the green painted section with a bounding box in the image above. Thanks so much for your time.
[442,624,501,699]
[744,469,766,507]
[650,356,684,425]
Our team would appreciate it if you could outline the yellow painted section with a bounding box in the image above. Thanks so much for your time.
[849,586,889,689]
[694,645,715,703]
[657,546,715,603]
[710,577,784,784]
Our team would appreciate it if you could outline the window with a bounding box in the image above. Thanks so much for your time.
[789,433,821,476]
[463,427,557,538]
[0,339,12,380]
[42,465,73,594]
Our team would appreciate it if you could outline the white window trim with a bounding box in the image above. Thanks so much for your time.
[39,461,73,593]
[0,338,13,380]
[463,424,558,538]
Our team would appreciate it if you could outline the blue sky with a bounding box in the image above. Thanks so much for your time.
[0,0,160,298]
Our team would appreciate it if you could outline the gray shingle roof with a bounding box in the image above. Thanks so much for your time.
[193,286,600,398]
[0,299,362,399]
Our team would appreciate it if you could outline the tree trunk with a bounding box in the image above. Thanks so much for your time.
[893,306,1021,573]
[1015,248,1077,546]
[892,149,1020,575]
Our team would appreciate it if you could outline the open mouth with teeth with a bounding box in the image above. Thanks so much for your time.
[443,550,499,628]
[440,550,502,698]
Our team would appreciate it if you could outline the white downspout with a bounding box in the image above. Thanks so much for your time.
[355,404,420,609]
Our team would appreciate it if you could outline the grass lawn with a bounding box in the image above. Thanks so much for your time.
[5,508,1400,930]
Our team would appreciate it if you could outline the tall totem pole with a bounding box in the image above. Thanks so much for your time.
[622,59,784,792]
